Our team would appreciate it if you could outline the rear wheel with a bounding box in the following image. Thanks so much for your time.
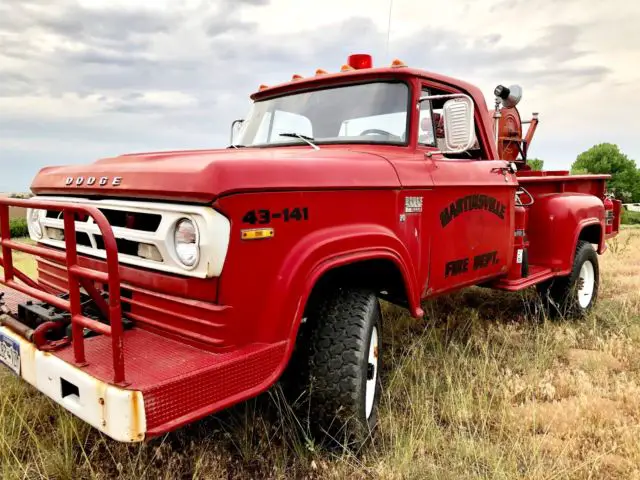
[302,288,382,447]
[537,240,599,318]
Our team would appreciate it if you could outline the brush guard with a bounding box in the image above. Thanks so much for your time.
[0,198,126,385]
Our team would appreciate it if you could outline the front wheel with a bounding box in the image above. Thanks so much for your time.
[537,240,599,318]
[303,288,382,446]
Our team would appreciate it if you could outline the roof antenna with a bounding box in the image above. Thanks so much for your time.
[386,0,393,62]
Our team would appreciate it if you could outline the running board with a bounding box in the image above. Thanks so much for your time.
[491,266,555,291]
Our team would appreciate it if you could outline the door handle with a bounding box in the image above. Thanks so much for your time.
[491,162,517,174]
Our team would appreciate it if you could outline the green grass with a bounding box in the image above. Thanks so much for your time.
[9,218,28,238]
[622,209,640,225]
[1,231,640,479]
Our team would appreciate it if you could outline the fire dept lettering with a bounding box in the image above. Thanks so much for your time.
[445,258,469,277]
[445,250,500,278]
[440,194,506,228]
[473,251,499,270]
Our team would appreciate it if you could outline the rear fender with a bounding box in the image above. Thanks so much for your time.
[527,193,605,273]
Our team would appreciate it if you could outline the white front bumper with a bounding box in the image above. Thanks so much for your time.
[1,326,146,442]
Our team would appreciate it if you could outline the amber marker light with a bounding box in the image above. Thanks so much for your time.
[391,58,407,67]
[241,228,275,240]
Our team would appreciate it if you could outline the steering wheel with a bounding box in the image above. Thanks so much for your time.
[359,128,395,137]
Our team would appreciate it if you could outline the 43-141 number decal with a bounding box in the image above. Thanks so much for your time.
[242,207,309,225]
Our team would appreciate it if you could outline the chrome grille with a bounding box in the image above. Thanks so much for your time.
[30,196,231,279]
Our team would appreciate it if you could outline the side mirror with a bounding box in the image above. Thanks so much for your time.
[230,119,244,145]
[419,93,476,155]
[441,96,476,153]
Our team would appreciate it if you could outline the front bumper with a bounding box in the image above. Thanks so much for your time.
[1,325,146,442]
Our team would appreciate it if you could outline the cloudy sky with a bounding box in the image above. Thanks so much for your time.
[1,0,639,192]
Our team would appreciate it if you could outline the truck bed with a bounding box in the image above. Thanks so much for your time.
[517,172,609,197]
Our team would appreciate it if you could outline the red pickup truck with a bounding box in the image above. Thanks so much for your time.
[0,54,621,445]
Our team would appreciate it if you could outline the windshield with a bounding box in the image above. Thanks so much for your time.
[236,82,409,147]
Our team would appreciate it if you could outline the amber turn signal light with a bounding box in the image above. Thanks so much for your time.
[241,228,275,240]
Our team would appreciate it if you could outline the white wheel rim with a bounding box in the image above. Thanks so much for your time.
[578,260,595,308]
[365,326,379,419]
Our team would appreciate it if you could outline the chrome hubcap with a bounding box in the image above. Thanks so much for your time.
[365,326,379,419]
[577,260,595,308]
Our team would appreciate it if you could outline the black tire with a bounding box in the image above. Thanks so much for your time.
[302,288,382,447]
[537,240,599,318]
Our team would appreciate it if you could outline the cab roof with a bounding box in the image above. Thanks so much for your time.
[250,65,489,112]
[249,60,496,159]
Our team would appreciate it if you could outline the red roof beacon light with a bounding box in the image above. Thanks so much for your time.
[347,54,373,70]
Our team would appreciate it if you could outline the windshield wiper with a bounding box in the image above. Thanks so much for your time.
[227,144,247,149]
[279,132,320,150]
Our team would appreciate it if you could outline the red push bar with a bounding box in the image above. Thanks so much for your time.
[0,199,125,385]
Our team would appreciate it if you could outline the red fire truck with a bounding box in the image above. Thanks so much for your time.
[0,54,622,444]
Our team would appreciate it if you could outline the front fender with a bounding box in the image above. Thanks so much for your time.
[527,193,604,273]
[257,223,422,343]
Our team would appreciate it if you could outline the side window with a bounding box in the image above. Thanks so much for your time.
[270,110,313,143]
[431,105,445,150]
[418,89,435,147]
[419,87,449,150]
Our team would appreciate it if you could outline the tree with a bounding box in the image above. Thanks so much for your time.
[571,143,640,202]
[528,158,544,171]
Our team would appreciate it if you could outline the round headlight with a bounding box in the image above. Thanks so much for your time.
[174,218,199,267]
[27,209,44,239]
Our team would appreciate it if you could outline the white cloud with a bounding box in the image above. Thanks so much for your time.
[0,0,638,191]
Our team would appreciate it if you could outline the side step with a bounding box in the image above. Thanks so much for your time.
[491,265,555,291]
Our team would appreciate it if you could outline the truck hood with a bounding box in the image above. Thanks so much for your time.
[31,147,401,203]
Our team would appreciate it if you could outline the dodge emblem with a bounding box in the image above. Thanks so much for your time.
[65,176,122,187]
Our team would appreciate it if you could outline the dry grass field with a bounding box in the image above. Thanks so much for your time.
[0,244,37,279]
[1,228,639,479]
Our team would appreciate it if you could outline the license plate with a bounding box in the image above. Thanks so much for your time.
[0,331,20,375]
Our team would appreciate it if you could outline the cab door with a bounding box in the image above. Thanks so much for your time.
[425,158,517,294]
[417,90,517,295]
